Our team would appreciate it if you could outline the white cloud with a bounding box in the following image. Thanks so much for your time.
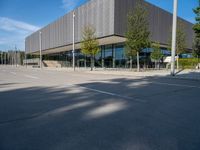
[0,17,40,50]
[62,0,79,11]
[0,17,40,33]
[61,0,88,11]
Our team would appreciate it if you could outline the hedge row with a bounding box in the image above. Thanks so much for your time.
[179,58,199,69]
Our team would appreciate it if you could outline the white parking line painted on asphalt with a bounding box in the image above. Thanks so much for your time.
[153,81,200,89]
[24,75,39,79]
[63,84,146,103]
[10,72,17,75]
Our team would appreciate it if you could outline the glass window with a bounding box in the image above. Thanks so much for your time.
[104,45,113,68]
[115,45,125,60]
[114,44,127,68]
[105,45,113,58]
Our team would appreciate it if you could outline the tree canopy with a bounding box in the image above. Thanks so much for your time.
[168,20,186,55]
[80,25,99,70]
[150,42,163,61]
[125,1,150,56]
[125,0,150,71]
[193,0,200,59]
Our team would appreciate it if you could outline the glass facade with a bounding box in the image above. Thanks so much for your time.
[42,43,170,68]
[115,44,127,68]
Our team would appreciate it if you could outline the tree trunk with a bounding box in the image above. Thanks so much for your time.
[93,56,95,70]
[137,51,140,72]
[90,55,95,71]
[90,56,93,71]
[155,61,157,69]
[102,59,104,68]
[144,61,146,70]
[84,55,87,69]
[130,56,133,70]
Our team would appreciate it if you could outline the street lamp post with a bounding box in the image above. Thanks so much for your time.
[72,11,75,71]
[4,52,6,65]
[15,45,17,67]
[171,0,178,76]
[25,51,27,68]
[39,31,42,69]
[0,51,2,65]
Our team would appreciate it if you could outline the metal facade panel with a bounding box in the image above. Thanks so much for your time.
[25,0,193,53]
[114,0,194,48]
[114,0,137,36]
[25,0,115,53]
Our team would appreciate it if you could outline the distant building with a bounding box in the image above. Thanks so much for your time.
[25,0,194,68]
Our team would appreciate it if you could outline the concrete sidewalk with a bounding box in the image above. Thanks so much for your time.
[12,65,200,81]
[87,69,200,80]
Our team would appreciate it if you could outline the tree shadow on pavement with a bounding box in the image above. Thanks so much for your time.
[0,76,200,150]
[174,70,200,80]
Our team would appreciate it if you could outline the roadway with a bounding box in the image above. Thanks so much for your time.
[0,66,200,150]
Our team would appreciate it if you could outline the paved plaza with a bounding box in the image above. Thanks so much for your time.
[0,66,200,150]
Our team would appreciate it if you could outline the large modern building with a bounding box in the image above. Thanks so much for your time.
[25,0,194,68]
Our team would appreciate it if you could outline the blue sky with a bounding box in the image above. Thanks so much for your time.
[0,0,198,51]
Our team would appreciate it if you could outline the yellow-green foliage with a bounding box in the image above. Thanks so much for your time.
[179,58,199,69]
[81,25,99,57]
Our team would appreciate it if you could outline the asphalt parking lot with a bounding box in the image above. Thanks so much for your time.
[0,66,200,150]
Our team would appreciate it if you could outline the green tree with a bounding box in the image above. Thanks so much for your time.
[193,0,200,67]
[168,20,186,69]
[193,38,200,58]
[150,42,163,69]
[81,25,99,71]
[125,0,150,72]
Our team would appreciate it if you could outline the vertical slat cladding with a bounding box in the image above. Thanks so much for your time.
[49,24,52,48]
[58,19,61,46]
[61,17,64,46]
[77,7,81,41]
[114,0,137,35]
[52,23,54,48]
[48,25,50,49]
[98,0,102,36]
[69,12,73,44]
[75,10,78,42]
[51,23,54,48]
[27,37,29,53]
[25,0,193,53]
[114,0,193,48]
[96,0,101,36]
[41,28,44,50]
[56,20,58,47]
[62,15,65,46]
[52,22,55,48]
[103,1,107,35]
[66,13,69,44]
[42,28,44,50]
[56,20,59,47]
[41,27,46,50]
[67,13,71,44]
[24,0,114,53]
[63,14,67,45]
